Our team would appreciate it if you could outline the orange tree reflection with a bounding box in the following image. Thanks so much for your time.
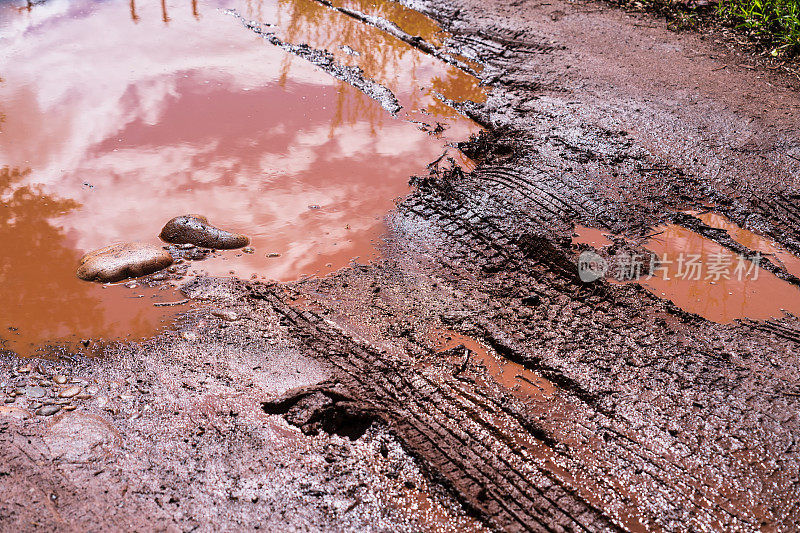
[0,166,103,353]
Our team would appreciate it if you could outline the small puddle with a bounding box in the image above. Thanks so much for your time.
[431,329,554,401]
[571,226,614,248]
[574,220,800,323]
[693,210,800,280]
[0,0,483,355]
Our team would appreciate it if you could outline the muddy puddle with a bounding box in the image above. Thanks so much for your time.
[432,329,554,401]
[0,0,482,354]
[574,218,800,323]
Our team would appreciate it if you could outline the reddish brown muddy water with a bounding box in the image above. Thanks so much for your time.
[431,329,555,401]
[574,220,800,323]
[0,0,482,355]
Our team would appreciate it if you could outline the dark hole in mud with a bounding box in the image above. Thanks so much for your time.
[263,386,378,440]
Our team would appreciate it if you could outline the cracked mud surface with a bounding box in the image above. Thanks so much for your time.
[2,0,800,531]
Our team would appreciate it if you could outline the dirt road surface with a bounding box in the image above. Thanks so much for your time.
[2,0,800,530]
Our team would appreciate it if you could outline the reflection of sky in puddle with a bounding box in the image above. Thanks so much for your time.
[574,220,800,323]
[0,0,483,354]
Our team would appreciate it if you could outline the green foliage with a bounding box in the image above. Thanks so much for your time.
[717,0,800,57]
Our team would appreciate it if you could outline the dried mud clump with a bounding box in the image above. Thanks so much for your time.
[76,242,174,283]
[159,214,250,249]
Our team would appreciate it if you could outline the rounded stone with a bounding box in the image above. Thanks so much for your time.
[44,413,118,462]
[159,214,250,250]
[59,386,82,399]
[36,405,61,416]
[0,406,31,419]
[211,309,238,321]
[25,386,47,399]
[76,242,174,283]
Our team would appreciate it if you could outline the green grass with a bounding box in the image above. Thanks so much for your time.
[716,0,800,57]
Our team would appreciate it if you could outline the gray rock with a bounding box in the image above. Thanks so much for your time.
[159,214,249,249]
[26,386,47,399]
[36,405,61,416]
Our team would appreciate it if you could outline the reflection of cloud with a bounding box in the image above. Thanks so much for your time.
[0,0,335,180]
[0,0,72,42]
[58,112,437,257]
[0,0,479,284]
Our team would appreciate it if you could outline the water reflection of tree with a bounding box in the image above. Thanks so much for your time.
[254,0,483,132]
[0,166,101,353]
[333,0,446,47]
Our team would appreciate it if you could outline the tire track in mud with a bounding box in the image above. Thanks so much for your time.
[247,256,792,531]
[408,161,800,526]
[251,284,620,532]
[229,0,800,529]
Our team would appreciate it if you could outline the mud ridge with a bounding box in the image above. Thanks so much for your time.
[227,9,403,114]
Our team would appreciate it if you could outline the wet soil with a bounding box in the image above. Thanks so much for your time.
[2,0,800,530]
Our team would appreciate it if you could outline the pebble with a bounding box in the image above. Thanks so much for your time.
[18,363,33,374]
[211,310,238,321]
[63,405,77,411]
[36,405,61,416]
[26,386,47,399]
[160,214,249,249]
[267,252,281,258]
[4,397,15,404]
[181,331,199,341]
[85,385,100,395]
[59,386,82,398]
[53,375,69,385]
[242,246,255,254]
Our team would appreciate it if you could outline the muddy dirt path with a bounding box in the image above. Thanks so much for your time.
[2,0,800,531]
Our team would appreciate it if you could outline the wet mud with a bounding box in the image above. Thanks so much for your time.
[2,0,800,530]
